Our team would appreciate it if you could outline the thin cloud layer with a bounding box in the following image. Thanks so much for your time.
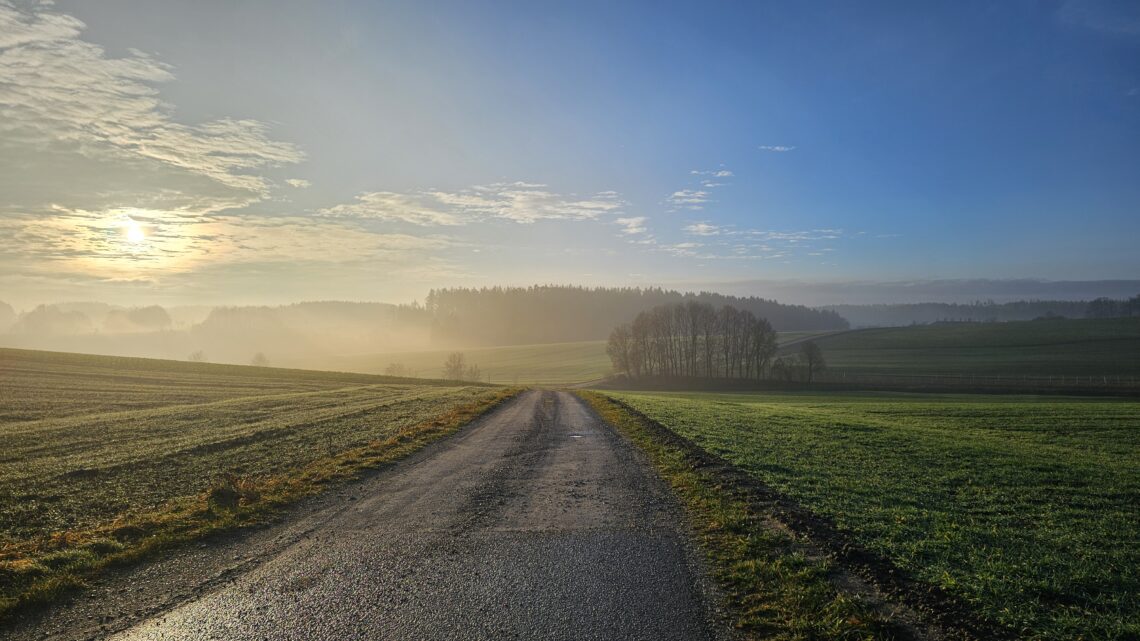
[667,168,734,211]
[672,224,851,261]
[320,183,625,226]
[0,1,302,198]
[0,205,456,283]
[614,216,649,235]
[666,189,711,211]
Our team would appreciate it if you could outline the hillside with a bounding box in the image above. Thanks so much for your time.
[427,285,848,346]
[803,317,1140,378]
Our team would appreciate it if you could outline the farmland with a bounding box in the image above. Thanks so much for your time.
[0,348,513,616]
[285,331,821,385]
[606,390,1140,640]
[293,340,612,384]
[798,317,1140,379]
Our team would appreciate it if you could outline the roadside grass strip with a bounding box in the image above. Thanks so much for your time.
[604,390,1140,641]
[577,391,914,641]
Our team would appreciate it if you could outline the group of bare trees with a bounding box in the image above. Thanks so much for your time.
[606,302,780,380]
[442,352,483,382]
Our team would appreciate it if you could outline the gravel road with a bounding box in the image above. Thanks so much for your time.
[25,390,724,640]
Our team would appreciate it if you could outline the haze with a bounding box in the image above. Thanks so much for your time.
[2,0,1138,312]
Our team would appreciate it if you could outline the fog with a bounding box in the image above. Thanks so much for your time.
[0,300,432,370]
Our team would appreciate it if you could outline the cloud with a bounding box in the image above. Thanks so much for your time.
[614,216,648,235]
[0,204,455,284]
[0,2,302,199]
[659,226,861,262]
[690,169,733,177]
[666,189,710,210]
[285,179,311,189]
[319,191,467,226]
[684,222,722,236]
[759,145,796,152]
[1057,0,1140,35]
[320,183,625,226]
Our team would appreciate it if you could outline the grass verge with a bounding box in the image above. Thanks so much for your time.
[0,387,521,623]
[576,390,910,641]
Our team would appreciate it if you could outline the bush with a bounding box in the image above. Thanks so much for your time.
[205,473,261,511]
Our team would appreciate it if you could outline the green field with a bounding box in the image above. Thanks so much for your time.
[0,348,511,615]
[803,317,1140,379]
[608,390,1140,640]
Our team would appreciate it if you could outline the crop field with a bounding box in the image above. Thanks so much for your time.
[0,348,511,615]
[607,390,1140,640]
[801,317,1140,379]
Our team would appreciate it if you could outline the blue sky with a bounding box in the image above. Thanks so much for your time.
[0,0,1137,307]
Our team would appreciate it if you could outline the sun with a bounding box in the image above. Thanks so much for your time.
[125,219,145,244]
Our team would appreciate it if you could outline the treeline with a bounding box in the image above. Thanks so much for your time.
[824,300,1101,327]
[1086,295,1140,319]
[825,296,1140,327]
[428,285,847,346]
[606,302,781,379]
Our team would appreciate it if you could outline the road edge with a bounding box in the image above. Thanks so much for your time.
[576,390,970,641]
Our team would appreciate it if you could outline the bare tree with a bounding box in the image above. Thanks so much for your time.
[606,324,634,376]
[384,362,413,377]
[800,340,826,384]
[606,302,783,382]
[465,364,482,382]
[442,352,467,380]
[250,352,270,367]
[772,356,797,382]
[188,350,206,362]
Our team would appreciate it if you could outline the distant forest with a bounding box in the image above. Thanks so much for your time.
[425,286,848,346]
[822,298,1138,328]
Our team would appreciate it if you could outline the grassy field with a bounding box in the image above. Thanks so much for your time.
[287,340,611,384]
[801,317,1140,379]
[607,390,1140,640]
[0,348,514,617]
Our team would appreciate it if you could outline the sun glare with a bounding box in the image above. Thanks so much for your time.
[125,219,145,244]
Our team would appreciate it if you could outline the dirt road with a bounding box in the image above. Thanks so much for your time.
[25,390,723,640]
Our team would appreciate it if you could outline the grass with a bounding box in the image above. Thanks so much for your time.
[288,340,612,384]
[577,391,902,640]
[605,389,1140,640]
[804,317,1140,378]
[0,348,519,620]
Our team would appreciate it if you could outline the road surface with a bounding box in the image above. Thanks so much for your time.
[87,390,723,640]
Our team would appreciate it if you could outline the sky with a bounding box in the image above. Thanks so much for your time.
[1,0,1138,308]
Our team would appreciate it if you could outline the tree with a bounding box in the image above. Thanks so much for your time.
[800,341,825,384]
[442,352,467,380]
[188,350,207,362]
[772,356,797,382]
[384,362,413,377]
[465,364,482,382]
[606,324,634,376]
[250,352,270,367]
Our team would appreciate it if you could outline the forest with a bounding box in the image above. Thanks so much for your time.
[426,285,847,346]
[606,301,785,380]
